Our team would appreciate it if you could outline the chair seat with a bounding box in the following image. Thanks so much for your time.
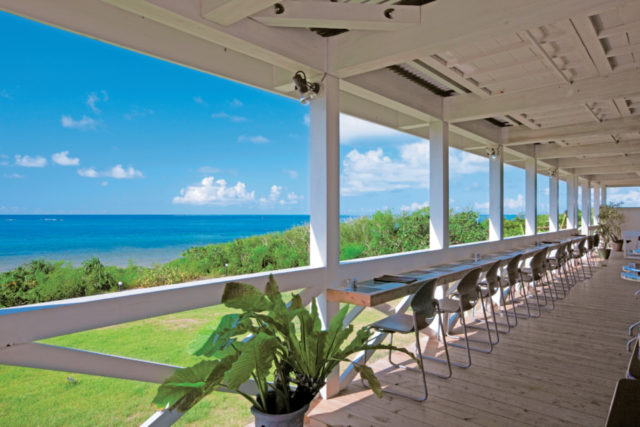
[370,313,415,333]
[436,297,461,313]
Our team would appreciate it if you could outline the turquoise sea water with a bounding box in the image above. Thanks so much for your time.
[0,215,310,272]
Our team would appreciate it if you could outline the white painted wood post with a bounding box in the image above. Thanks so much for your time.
[489,146,503,241]
[309,74,341,399]
[581,180,591,234]
[429,120,449,249]
[525,157,537,235]
[567,175,578,229]
[601,186,607,206]
[593,184,600,225]
[549,173,559,232]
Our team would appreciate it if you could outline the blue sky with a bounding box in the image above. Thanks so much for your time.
[1,11,638,216]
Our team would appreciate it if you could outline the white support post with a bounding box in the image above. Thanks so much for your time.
[581,181,591,234]
[309,74,341,399]
[525,157,537,235]
[429,120,449,249]
[489,146,503,241]
[601,186,607,205]
[567,175,578,229]
[593,184,600,224]
[549,174,559,232]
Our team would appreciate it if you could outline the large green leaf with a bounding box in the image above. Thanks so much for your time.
[189,313,249,357]
[223,333,279,390]
[153,357,233,412]
[222,282,272,312]
[353,364,382,398]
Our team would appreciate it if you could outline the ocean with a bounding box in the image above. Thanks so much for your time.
[0,213,521,272]
[0,215,310,272]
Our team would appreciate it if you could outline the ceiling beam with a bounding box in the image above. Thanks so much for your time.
[596,180,640,187]
[201,0,278,26]
[507,114,640,145]
[587,172,640,181]
[574,164,640,176]
[329,0,627,78]
[557,153,640,168]
[252,1,420,31]
[537,139,640,159]
[444,68,640,122]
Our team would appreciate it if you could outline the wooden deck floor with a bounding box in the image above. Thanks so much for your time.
[308,256,639,427]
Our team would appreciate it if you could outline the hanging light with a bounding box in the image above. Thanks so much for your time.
[292,71,320,104]
[486,147,499,160]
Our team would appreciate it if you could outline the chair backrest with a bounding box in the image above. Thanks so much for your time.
[587,235,594,250]
[410,279,438,330]
[578,237,588,255]
[628,339,640,380]
[456,267,482,311]
[529,248,548,280]
[506,254,523,286]
[484,260,502,294]
[593,233,600,248]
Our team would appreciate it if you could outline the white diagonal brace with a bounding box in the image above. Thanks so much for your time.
[445,68,640,123]
[252,1,420,31]
[201,0,279,26]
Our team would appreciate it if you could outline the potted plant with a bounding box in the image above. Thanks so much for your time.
[152,275,414,426]
[597,202,624,258]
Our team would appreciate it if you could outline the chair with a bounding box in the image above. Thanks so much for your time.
[627,339,640,380]
[520,248,554,314]
[366,279,450,401]
[546,243,568,298]
[475,260,507,341]
[605,379,640,427]
[502,253,533,320]
[437,268,492,365]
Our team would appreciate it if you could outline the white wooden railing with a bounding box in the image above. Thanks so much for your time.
[0,228,580,426]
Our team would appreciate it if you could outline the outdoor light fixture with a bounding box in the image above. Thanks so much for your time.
[292,71,320,104]
[550,169,559,178]
[487,147,500,160]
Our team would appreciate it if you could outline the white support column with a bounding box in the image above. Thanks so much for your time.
[525,157,537,235]
[567,175,578,229]
[429,120,449,249]
[581,180,591,234]
[549,173,559,232]
[309,74,340,399]
[601,186,607,205]
[489,146,503,241]
[593,184,600,225]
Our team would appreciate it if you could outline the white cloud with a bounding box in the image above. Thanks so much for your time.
[608,188,640,206]
[105,165,143,179]
[61,115,97,130]
[15,155,47,168]
[401,201,429,212]
[52,151,80,166]
[77,165,143,179]
[101,181,109,187]
[197,166,221,174]
[4,173,23,179]
[504,194,525,211]
[283,169,299,179]
[303,113,310,126]
[285,192,302,205]
[193,96,207,106]
[0,154,8,166]
[86,91,108,114]
[212,112,248,123]
[78,167,99,178]
[124,107,154,120]
[269,185,282,201]
[341,141,429,196]
[340,114,405,145]
[474,201,490,212]
[0,89,10,99]
[230,99,243,108]
[450,150,488,174]
[238,135,269,144]
[173,176,255,205]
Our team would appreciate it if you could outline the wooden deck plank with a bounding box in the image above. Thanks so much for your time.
[309,256,639,426]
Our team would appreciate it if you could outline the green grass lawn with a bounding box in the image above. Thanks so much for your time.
[0,297,405,426]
